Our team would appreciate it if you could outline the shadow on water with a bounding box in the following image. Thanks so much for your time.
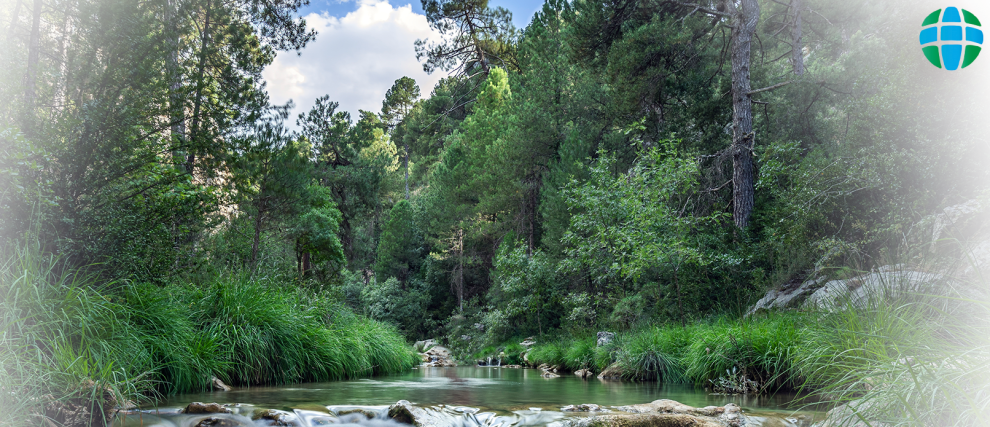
[116,367,824,427]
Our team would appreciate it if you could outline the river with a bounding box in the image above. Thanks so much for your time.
[116,366,823,427]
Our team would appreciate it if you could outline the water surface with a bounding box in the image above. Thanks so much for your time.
[120,367,822,426]
[156,366,812,413]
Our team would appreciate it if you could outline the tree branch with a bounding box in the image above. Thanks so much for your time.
[748,80,793,95]
[672,1,731,18]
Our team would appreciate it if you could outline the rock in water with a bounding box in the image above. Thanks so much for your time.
[562,404,605,412]
[182,402,232,414]
[574,369,593,379]
[559,400,745,427]
[192,417,242,427]
[596,331,615,347]
[252,409,294,426]
[597,362,624,380]
[388,400,448,427]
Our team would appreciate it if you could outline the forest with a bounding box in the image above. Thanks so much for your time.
[1,0,988,425]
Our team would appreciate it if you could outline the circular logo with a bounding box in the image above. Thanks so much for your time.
[920,7,982,70]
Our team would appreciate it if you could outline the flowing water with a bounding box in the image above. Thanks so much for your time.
[116,366,823,427]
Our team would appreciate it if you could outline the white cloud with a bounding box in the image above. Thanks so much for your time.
[262,0,444,128]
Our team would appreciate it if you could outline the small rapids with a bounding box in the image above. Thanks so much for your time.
[115,404,567,427]
[115,402,816,427]
[116,367,822,427]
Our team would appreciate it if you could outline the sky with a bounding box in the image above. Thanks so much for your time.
[262,0,543,129]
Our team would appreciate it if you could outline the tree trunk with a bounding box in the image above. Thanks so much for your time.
[187,0,213,174]
[251,209,263,271]
[6,0,22,41]
[53,9,70,113]
[791,0,804,76]
[730,0,760,229]
[23,0,43,127]
[456,227,464,313]
[404,142,410,199]
[167,0,186,161]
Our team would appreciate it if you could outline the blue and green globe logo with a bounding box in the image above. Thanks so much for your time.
[920,7,982,70]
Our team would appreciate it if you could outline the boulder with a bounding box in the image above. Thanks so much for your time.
[596,332,615,347]
[558,400,745,427]
[42,380,119,427]
[252,409,294,426]
[745,277,825,315]
[574,369,593,379]
[422,345,457,367]
[747,266,955,315]
[816,401,886,427]
[211,376,232,392]
[519,337,537,348]
[597,363,624,380]
[414,339,436,352]
[192,417,242,427]
[748,200,990,316]
[183,402,232,414]
[388,400,447,427]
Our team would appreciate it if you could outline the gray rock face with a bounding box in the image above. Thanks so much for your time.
[596,332,615,347]
[747,266,960,315]
[748,200,990,316]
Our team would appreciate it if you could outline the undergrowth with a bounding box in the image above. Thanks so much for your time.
[0,243,417,425]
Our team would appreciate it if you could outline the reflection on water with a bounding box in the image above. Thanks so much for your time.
[120,367,820,426]
[148,367,813,413]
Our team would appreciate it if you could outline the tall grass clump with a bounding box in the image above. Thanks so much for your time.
[793,274,990,426]
[0,242,417,426]
[683,314,805,392]
[526,340,568,367]
[559,336,592,370]
[617,326,690,382]
[0,244,154,425]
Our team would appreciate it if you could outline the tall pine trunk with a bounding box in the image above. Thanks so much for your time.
[5,0,22,40]
[791,0,804,75]
[404,143,410,199]
[167,0,186,158]
[22,0,43,130]
[730,0,760,229]
[187,0,213,174]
